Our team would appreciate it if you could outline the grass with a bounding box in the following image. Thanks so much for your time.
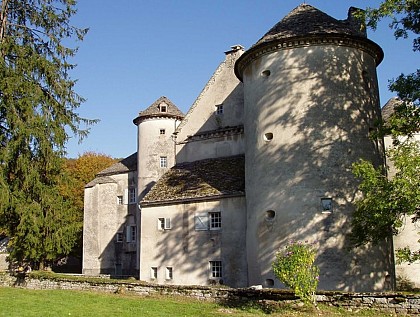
[0,287,399,317]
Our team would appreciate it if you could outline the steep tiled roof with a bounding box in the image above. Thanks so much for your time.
[255,4,365,46]
[97,152,137,176]
[142,155,245,205]
[133,96,184,125]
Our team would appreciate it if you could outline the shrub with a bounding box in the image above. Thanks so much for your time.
[272,241,319,305]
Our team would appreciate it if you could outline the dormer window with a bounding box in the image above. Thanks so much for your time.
[215,104,223,115]
[159,103,167,113]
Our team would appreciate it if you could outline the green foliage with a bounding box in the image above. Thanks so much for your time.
[351,141,420,260]
[0,1,95,268]
[349,0,420,265]
[272,241,319,305]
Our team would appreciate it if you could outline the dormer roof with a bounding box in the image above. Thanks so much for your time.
[133,96,184,125]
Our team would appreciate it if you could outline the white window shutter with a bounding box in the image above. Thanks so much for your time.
[123,188,128,205]
[164,218,171,230]
[195,214,208,230]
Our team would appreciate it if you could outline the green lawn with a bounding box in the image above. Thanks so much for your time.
[0,287,395,317]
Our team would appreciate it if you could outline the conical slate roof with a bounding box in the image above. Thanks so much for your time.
[255,4,366,46]
[235,4,383,81]
[133,96,184,125]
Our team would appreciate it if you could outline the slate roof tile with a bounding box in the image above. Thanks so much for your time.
[142,155,245,204]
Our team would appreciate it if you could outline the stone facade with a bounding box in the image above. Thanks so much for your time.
[83,4,399,291]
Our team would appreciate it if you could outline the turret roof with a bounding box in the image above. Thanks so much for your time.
[255,4,366,46]
[133,96,184,125]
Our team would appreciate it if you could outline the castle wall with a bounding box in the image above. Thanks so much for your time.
[83,171,138,277]
[139,197,247,287]
[241,44,393,291]
[175,48,245,164]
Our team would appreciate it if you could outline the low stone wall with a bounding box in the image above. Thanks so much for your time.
[0,273,419,315]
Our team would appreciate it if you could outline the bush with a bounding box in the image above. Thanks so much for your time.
[272,241,319,305]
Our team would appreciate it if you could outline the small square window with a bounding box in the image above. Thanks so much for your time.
[321,198,333,213]
[160,105,167,113]
[158,218,171,230]
[210,261,222,278]
[151,267,158,279]
[117,196,123,205]
[166,267,173,280]
[160,156,167,168]
[160,129,166,135]
[116,232,123,242]
[128,188,136,204]
[209,212,221,230]
[215,104,223,115]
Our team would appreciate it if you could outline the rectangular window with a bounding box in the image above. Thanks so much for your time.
[116,232,123,242]
[151,267,158,279]
[210,261,222,278]
[166,267,173,280]
[160,156,167,168]
[209,212,221,230]
[117,196,123,205]
[215,104,223,115]
[158,218,171,230]
[126,226,136,243]
[160,129,166,135]
[195,212,222,231]
[128,188,136,204]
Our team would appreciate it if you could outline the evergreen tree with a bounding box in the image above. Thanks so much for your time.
[0,0,94,269]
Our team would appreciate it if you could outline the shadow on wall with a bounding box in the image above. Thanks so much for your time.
[245,44,393,292]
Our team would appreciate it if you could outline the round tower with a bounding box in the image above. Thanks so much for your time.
[133,96,184,200]
[235,5,393,291]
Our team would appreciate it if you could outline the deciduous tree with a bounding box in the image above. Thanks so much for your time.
[351,1,419,263]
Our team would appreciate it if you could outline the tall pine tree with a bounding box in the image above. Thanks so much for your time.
[0,0,94,269]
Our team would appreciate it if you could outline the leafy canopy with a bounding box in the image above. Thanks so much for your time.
[351,0,419,264]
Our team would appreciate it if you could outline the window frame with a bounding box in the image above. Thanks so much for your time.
[128,187,136,204]
[215,104,224,115]
[209,261,222,279]
[116,232,123,243]
[209,212,221,230]
[158,217,171,230]
[159,128,166,135]
[166,267,173,280]
[126,225,136,243]
[160,156,167,168]
[151,267,158,279]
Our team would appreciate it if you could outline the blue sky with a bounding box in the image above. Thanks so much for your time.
[65,1,418,158]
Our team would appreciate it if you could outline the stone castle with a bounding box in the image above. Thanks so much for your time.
[82,4,414,291]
